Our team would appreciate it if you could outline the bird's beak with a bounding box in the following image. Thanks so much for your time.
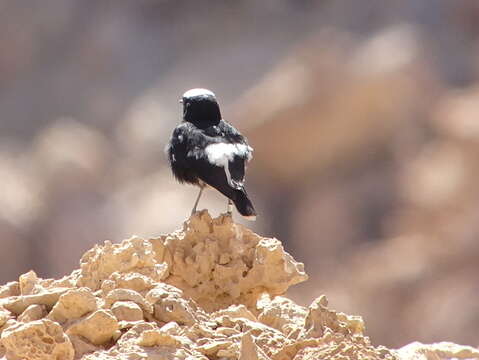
[179,99,183,104]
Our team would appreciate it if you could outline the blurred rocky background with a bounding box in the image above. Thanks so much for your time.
[1,0,479,350]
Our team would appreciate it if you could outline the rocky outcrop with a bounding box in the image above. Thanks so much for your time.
[0,211,477,359]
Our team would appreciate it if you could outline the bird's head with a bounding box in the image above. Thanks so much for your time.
[180,88,222,128]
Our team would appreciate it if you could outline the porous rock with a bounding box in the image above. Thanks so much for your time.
[104,288,152,315]
[153,211,308,312]
[111,301,144,322]
[214,303,257,322]
[300,295,364,339]
[1,287,70,315]
[0,211,476,360]
[17,304,47,322]
[258,295,308,339]
[48,287,97,323]
[76,237,159,291]
[239,331,271,360]
[18,270,42,296]
[394,341,479,360]
[66,309,119,345]
[1,319,74,360]
[146,283,200,325]
[0,282,19,299]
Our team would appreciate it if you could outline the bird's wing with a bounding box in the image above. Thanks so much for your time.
[201,142,250,190]
[170,121,252,193]
[166,123,190,165]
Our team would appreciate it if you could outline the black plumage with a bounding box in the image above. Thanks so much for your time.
[166,88,256,220]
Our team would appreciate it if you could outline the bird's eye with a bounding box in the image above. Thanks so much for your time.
[179,99,184,104]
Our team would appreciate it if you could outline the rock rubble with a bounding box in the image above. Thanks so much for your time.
[0,210,477,360]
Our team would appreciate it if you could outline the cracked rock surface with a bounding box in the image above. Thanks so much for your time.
[0,211,477,359]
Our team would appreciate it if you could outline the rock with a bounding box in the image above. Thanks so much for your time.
[105,272,158,293]
[395,341,479,360]
[111,301,144,322]
[66,309,119,345]
[153,211,308,312]
[146,283,199,325]
[0,211,475,360]
[216,316,290,358]
[77,237,158,291]
[196,340,232,357]
[68,334,99,358]
[47,288,97,323]
[0,282,19,299]
[300,295,364,339]
[292,338,395,360]
[0,307,11,327]
[239,332,271,360]
[17,304,47,322]
[136,329,179,347]
[257,295,307,339]
[104,288,152,315]
[1,287,70,314]
[1,319,74,360]
[18,270,41,295]
[214,304,257,322]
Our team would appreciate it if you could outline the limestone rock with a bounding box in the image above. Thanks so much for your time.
[292,337,395,360]
[0,282,19,299]
[216,315,291,358]
[68,335,99,358]
[104,288,152,315]
[1,319,74,360]
[17,304,47,322]
[214,304,257,322]
[239,332,271,360]
[395,341,479,360]
[136,329,180,347]
[77,237,158,291]
[300,295,364,339]
[1,287,69,314]
[105,271,159,293]
[258,295,308,339]
[153,211,308,312]
[48,288,97,323]
[18,270,42,296]
[111,301,144,322]
[67,309,119,345]
[0,307,11,327]
[146,283,200,325]
[0,211,475,360]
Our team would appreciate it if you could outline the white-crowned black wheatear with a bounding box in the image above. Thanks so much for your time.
[166,88,256,220]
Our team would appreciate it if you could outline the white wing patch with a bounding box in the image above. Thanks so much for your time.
[205,143,253,188]
[205,143,252,166]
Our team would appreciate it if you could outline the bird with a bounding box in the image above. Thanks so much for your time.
[166,88,257,220]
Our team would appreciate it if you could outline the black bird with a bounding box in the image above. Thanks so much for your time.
[166,88,256,220]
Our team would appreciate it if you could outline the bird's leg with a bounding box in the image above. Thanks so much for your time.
[191,186,204,215]
[227,199,233,215]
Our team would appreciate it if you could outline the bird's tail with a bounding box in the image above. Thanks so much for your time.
[233,189,257,221]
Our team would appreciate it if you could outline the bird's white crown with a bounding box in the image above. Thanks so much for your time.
[182,88,216,99]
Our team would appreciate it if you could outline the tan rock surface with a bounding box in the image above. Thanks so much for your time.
[66,310,120,345]
[0,212,477,359]
[0,307,10,328]
[47,288,97,323]
[395,341,479,360]
[111,301,144,322]
[153,211,308,311]
[1,319,74,360]
[17,304,47,322]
